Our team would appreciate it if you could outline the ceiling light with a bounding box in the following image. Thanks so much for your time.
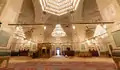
[51,24,66,37]
[39,0,81,16]
[94,25,107,37]
[72,25,75,29]
[13,26,26,39]
[44,26,46,30]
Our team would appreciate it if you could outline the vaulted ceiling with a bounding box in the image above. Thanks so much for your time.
[16,0,102,43]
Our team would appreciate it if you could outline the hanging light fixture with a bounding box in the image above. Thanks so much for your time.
[51,24,66,37]
[72,24,75,29]
[93,25,107,37]
[13,26,26,39]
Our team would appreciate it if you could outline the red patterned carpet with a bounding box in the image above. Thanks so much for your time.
[3,57,117,70]
[8,61,116,70]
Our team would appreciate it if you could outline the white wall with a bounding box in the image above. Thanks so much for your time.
[0,0,23,49]
[32,26,44,43]
[96,0,120,49]
[0,0,23,33]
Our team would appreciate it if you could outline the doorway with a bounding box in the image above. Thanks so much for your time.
[56,47,60,56]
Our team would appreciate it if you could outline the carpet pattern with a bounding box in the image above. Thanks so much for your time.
[8,62,117,70]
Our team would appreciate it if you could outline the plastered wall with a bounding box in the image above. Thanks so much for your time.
[96,0,120,49]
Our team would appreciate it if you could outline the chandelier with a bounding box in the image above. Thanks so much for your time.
[93,25,107,37]
[13,26,26,39]
[39,0,81,16]
[51,24,66,37]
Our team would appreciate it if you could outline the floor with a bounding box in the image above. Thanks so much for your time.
[9,56,114,63]
[7,56,117,70]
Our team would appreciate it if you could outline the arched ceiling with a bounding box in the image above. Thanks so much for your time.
[39,0,80,16]
[16,0,102,42]
[82,0,102,38]
[32,0,84,24]
[17,0,35,39]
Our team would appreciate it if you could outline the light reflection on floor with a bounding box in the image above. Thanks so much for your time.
[52,55,65,58]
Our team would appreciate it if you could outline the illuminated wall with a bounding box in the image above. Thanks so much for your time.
[96,0,120,48]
